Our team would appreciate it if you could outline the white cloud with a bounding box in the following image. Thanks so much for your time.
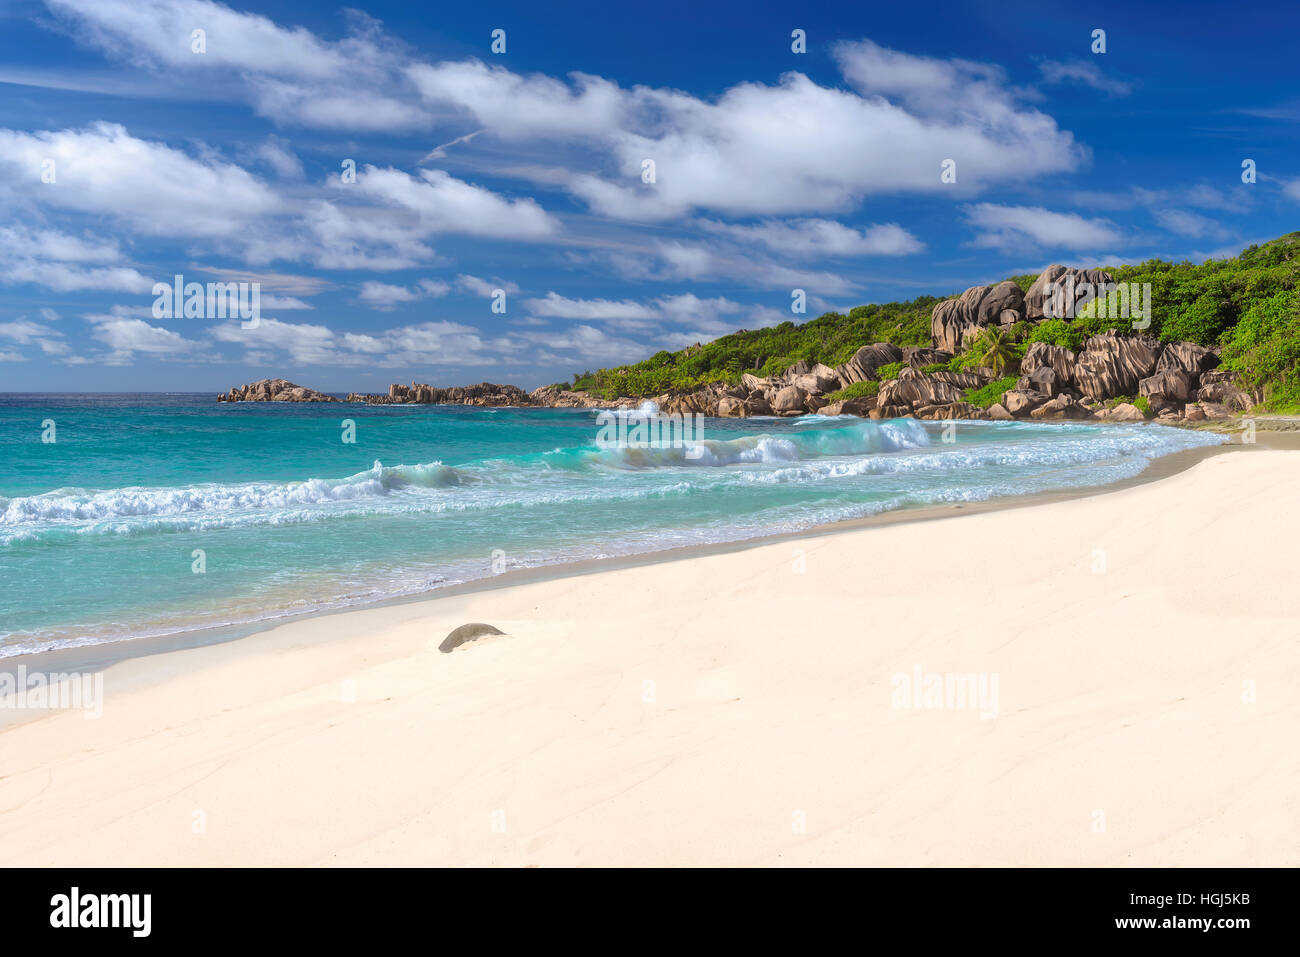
[45,1,427,130]
[211,316,496,367]
[0,225,153,293]
[407,60,625,139]
[357,278,450,309]
[1037,59,1132,96]
[410,41,1080,220]
[0,318,59,344]
[523,292,659,321]
[351,166,558,239]
[1152,208,1226,239]
[0,123,280,237]
[522,291,744,330]
[698,219,924,257]
[456,274,520,296]
[261,294,313,310]
[255,136,304,178]
[85,314,205,365]
[964,203,1123,252]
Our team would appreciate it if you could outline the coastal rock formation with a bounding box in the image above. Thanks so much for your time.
[1002,390,1047,417]
[224,255,1254,429]
[1024,265,1115,319]
[1029,395,1094,420]
[929,281,1025,355]
[931,285,995,353]
[977,280,1026,327]
[878,373,967,408]
[1156,342,1220,377]
[771,385,809,413]
[1195,370,1254,412]
[1097,402,1147,422]
[218,378,337,402]
[1139,369,1196,414]
[528,385,610,408]
[904,346,954,369]
[1021,342,1077,387]
[791,363,842,394]
[835,343,903,384]
[1072,332,1162,399]
[819,396,877,417]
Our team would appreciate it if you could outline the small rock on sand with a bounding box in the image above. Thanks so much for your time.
[439,622,506,653]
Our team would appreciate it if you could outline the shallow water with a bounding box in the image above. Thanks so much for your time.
[0,393,1224,657]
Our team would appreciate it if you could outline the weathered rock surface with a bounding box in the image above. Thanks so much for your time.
[931,370,992,390]
[914,401,985,420]
[1139,369,1196,413]
[528,385,610,408]
[771,385,809,413]
[834,343,904,385]
[878,375,967,408]
[1156,342,1219,377]
[791,362,842,394]
[1002,390,1047,417]
[1072,332,1162,399]
[1029,395,1094,420]
[218,378,337,402]
[1097,402,1146,422]
[977,281,1026,327]
[904,347,954,369]
[1024,265,1115,319]
[1190,369,1253,413]
[1021,342,1077,387]
[931,285,1009,353]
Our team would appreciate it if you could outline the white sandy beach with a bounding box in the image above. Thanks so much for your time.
[2,447,1297,867]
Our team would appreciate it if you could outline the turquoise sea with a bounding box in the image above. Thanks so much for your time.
[0,393,1225,657]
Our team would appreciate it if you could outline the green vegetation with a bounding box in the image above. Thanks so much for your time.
[1026,318,1086,352]
[568,297,937,399]
[1133,396,1153,417]
[569,233,1300,409]
[963,376,1019,409]
[966,326,1018,377]
[826,380,879,402]
[874,361,905,381]
[1219,288,1300,412]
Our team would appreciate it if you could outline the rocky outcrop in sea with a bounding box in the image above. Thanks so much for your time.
[217,379,336,402]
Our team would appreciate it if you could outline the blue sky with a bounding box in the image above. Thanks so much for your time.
[0,0,1297,392]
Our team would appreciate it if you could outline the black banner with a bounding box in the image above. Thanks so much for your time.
[1,867,1284,944]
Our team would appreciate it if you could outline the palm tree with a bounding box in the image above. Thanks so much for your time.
[969,326,1017,377]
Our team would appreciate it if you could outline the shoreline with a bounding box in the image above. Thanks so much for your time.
[2,426,1269,681]
[2,444,1296,865]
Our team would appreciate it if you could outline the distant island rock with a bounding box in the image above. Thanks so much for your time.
[217,379,337,402]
